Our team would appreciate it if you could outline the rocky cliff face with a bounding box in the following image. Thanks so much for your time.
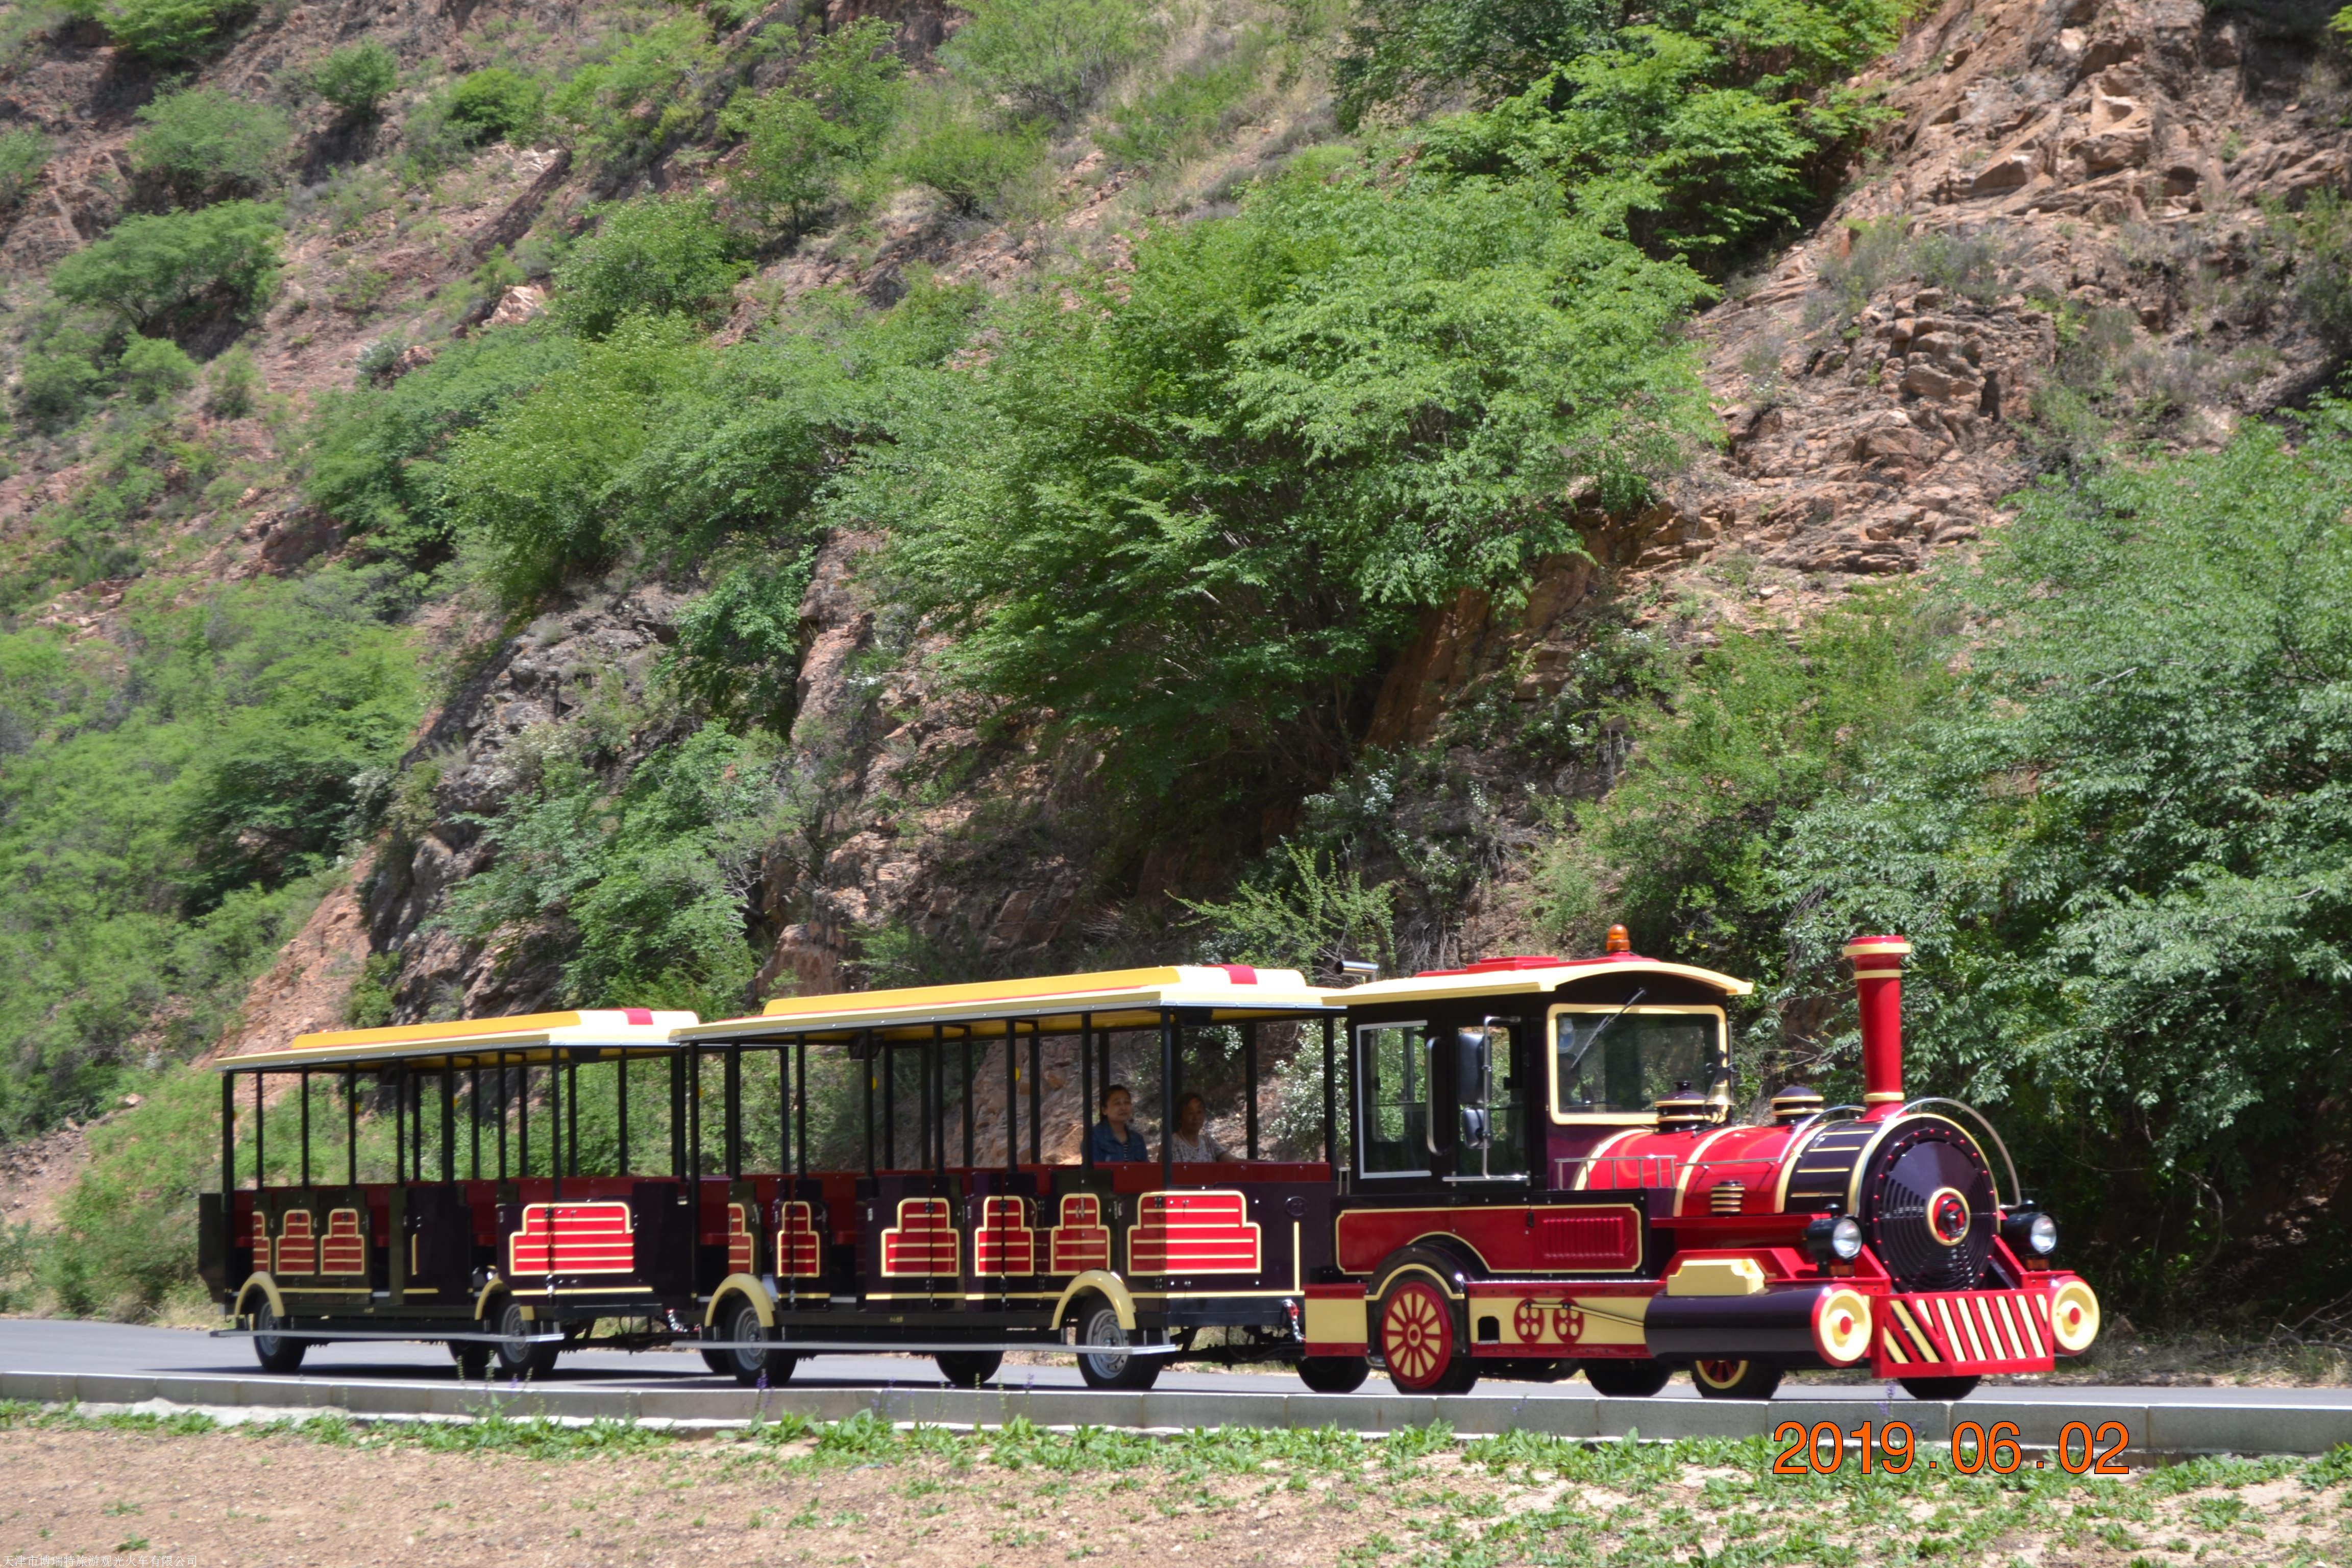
[48,0,2340,1051]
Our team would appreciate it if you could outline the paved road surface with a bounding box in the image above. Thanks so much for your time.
[7,1317,2348,1408]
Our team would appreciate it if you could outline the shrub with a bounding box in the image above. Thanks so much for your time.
[200,344,259,417]
[310,39,399,115]
[722,17,906,234]
[547,13,719,166]
[443,65,545,147]
[1399,0,1909,266]
[2284,187,2352,354]
[127,86,290,207]
[870,159,1710,797]
[665,560,814,729]
[1100,43,1262,168]
[0,127,47,209]
[117,335,197,402]
[939,0,1156,121]
[60,0,248,64]
[549,194,748,339]
[1337,0,1616,121]
[445,720,780,1016]
[14,321,110,426]
[304,326,579,565]
[887,88,1046,216]
[48,201,282,332]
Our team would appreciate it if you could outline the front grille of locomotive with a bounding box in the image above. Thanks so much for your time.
[1784,1116,1998,1291]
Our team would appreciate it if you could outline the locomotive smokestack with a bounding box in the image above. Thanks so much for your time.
[1842,935,1913,1114]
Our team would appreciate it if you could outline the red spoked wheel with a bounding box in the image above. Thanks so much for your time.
[1379,1278,1476,1394]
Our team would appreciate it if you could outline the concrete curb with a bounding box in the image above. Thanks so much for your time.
[7,1369,2349,1456]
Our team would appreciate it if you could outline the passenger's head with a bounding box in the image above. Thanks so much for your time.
[1177,1092,1206,1136]
[1102,1084,1133,1125]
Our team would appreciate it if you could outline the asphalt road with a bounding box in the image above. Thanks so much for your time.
[6,1317,2349,1408]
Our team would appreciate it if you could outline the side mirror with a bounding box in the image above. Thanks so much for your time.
[1454,1026,1491,1148]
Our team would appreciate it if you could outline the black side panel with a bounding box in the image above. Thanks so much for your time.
[198,1192,227,1297]
[632,1181,693,1296]
[407,1185,472,1297]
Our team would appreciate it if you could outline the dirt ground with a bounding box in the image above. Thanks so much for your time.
[1,1408,2348,1568]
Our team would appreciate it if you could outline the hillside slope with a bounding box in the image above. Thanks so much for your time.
[4,0,2351,1321]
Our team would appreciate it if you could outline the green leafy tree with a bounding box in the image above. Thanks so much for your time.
[868,157,1711,799]
[304,326,581,566]
[1561,404,2352,1320]
[722,17,906,234]
[48,202,280,333]
[1366,0,1909,265]
[310,39,400,116]
[886,86,1047,216]
[939,0,1156,121]
[549,194,749,339]
[1336,0,1616,124]
[116,335,197,402]
[548,13,720,165]
[127,87,290,207]
[0,128,48,209]
[445,723,781,1016]
[441,65,546,146]
[60,0,248,64]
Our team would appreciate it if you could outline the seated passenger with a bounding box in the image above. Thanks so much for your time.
[1089,1084,1150,1162]
[1164,1092,1238,1163]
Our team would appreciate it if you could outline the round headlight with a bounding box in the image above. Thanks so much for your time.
[2027,1212,2058,1256]
[1830,1214,1864,1261]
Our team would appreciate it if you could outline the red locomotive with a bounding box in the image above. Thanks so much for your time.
[202,933,2097,1400]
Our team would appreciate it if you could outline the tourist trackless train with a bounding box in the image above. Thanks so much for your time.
[204,936,2099,1399]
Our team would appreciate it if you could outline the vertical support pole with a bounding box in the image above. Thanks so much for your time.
[962,1029,974,1169]
[796,1037,809,1182]
[300,1070,312,1188]
[616,1056,629,1178]
[1004,1027,1018,1175]
[518,1063,529,1181]
[254,1072,266,1189]
[1324,1014,1339,1176]
[1159,1011,1176,1193]
[1080,1015,1093,1169]
[347,1072,358,1187]
[883,1041,897,1169]
[863,1032,877,1178]
[778,1044,790,1179]
[551,1056,562,1203]
[221,1072,235,1198]
[441,1064,455,1184]
[688,1050,702,1193]
[1244,1023,1259,1162]
[927,1024,943,1177]
[669,1051,685,1179]
[724,1044,743,1181]
[567,1059,581,1177]
[470,1067,481,1182]
[497,1058,510,1181]
[1027,1022,1042,1166]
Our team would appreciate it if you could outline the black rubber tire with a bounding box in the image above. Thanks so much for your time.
[448,1338,491,1379]
[490,1296,559,1380]
[251,1301,306,1374]
[1296,1356,1370,1394]
[699,1348,736,1376]
[724,1298,797,1387]
[936,1351,1003,1387]
[1898,1375,1982,1402]
[1690,1358,1784,1400]
[1074,1301,1161,1391]
[1580,1357,1673,1398]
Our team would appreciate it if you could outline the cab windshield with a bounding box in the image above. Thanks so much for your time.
[1553,1010,1719,1117]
